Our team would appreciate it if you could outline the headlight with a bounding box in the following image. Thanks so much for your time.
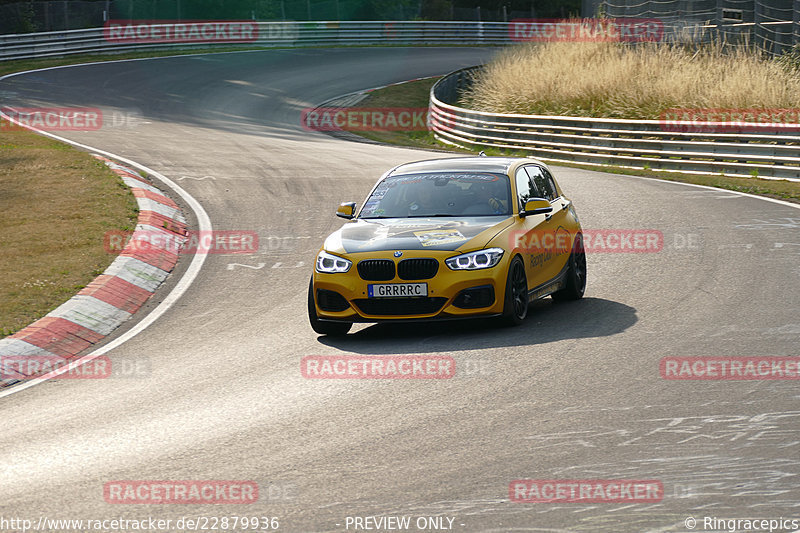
[445,248,504,270]
[316,251,352,273]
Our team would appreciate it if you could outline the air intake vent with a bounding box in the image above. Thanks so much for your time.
[353,297,448,316]
[316,289,350,312]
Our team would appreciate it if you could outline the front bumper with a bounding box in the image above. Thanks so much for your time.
[312,250,509,322]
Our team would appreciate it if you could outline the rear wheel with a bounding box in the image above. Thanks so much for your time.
[552,233,586,302]
[502,256,528,326]
[308,278,352,336]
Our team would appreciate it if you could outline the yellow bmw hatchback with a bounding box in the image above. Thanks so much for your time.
[308,156,586,335]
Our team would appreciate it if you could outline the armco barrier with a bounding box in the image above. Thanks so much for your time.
[429,66,800,181]
[0,21,511,61]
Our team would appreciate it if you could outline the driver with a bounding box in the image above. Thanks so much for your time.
[407,181,440,214]
[474,183,507,215]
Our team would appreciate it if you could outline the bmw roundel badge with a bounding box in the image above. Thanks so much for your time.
[394,251,403,258]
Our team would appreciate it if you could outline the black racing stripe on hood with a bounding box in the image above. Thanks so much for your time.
[339,217,510,253]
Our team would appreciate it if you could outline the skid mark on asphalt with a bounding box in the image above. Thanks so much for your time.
[700,322,800,338]
[226,261,305,270]
[679,191,743,200]
[176,175,217,181]
[734,217,800,230]
[523,411,800,450]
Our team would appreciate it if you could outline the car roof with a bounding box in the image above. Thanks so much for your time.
[388,156,547,176]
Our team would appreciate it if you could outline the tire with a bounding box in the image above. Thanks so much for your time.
[552,233,587,302]
[308,278,352,336]
[501,256,528,326]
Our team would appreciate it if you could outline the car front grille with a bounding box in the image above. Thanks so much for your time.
[397,258,439,280]
[357,259,395,281]
[352,297,448,316]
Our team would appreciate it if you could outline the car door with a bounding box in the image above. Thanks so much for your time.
[513,166,561,291]
[525,165,573,283]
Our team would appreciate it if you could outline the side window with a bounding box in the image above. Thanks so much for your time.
[515,167,538,209]
[541,167,561,200]
[525,166,557,201]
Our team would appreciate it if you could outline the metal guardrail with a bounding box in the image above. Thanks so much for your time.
[2,17,798,61]
[429,66,800,181]
[0,21,511,61]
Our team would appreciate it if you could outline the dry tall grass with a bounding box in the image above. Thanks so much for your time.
[462,41,800,119]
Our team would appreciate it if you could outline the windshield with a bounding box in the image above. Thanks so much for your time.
[359,172,512,218]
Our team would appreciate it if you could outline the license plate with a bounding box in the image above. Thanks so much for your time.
[368,283,428,298]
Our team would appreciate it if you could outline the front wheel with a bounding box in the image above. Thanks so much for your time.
[308,278,352,336]
[501,256,528,326]
[552,233,587,302]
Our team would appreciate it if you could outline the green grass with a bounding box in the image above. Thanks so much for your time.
[0,128,139,337]
[350,77,445,148]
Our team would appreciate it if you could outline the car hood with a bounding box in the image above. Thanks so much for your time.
[324,217,514,254]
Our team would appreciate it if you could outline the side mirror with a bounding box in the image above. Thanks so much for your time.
[336,202,356,219]
[520,198,553,218]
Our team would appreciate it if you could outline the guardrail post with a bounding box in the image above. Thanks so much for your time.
[794,0,800,48]
[754,0,764,53]
[429,66,800,180]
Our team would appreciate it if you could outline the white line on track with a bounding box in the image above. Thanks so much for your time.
[600,171,800,211]
[0,61,213,399]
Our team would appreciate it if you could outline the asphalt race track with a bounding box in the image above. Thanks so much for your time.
[1,47,799,532]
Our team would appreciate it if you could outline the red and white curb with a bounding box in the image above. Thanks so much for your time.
[0,156,187,387]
